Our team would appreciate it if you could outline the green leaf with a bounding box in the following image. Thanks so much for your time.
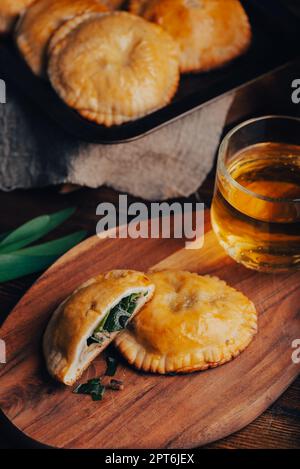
[0,254,59,283]
[105,356,118,377]
[73,378,105,401]
[0,215,48,251]
[0,207,76,254]
[15,231,86,256]
[0,230,11,242]
[0,230,86,283]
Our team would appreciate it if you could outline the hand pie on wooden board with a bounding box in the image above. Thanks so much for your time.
[15,0,110,76]
[0,0,34,34]
[116,270,258,374]
[48,11,180,126]
[101,0,125,8]
[43,270,155,385]
[129,0,252,73]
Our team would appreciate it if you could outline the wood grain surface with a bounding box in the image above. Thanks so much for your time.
[0,211,299,449]
[0,186,299,450]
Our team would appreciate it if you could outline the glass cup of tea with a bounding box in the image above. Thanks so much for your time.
[211,116,300,273]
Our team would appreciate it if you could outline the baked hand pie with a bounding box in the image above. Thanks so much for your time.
[15,0,110,76]
[101,0,125,8]
[43,270,155,385]
[0,0,34,34]
[115,271,257,374]
[47,11,179,126]
[129,0,252,73]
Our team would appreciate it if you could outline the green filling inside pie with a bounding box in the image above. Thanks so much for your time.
[87,293,142,346]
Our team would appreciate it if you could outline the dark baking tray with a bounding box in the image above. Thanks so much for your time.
[0,0,299,143]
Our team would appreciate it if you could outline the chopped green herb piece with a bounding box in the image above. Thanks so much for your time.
[91,387,105,401]
[73,378,105,401]
[109,379,124,391]
[105,356,118,376]
[87,336,104,346]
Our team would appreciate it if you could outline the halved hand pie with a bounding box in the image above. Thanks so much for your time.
[129,0,252,73]
[47,11,180,126]
[15,0,110,76]
[0,0,34,34]
[43,270,155,385]
[116,270,257,374]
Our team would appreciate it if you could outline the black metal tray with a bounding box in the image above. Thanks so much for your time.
[0,0,299,143]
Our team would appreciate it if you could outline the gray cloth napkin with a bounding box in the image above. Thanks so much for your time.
[0,84,233,200]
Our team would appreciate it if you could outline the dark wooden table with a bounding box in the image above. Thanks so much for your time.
[1,0,300,449]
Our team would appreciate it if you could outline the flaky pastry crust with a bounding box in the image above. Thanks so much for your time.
[16,0,109,76]
[129,0,252,73]
[47,11,180,126]
[101,0,125,8]
[43,270,155,385]
[116,270,258,374]
[0,0,34,34]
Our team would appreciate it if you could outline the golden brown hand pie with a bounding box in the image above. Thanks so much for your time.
[48,11,180,126]
[43,270,155,385]
[15,0,110,76]
[101,0,125,8]
[129,0,252,73]
[116,271,258,374]
[0,0,34,34]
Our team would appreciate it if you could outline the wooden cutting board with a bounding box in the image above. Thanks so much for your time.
[0,213,300,449]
